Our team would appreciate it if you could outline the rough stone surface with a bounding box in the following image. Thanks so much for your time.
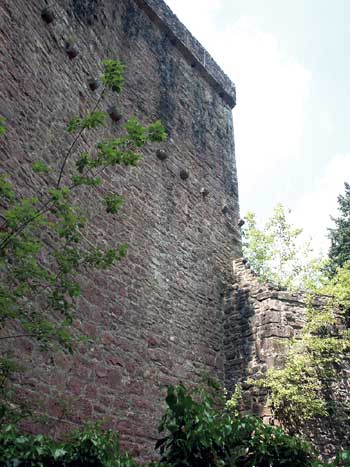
[225,259,350,458]
[133,0,236,108]
[2,0,347,462]
[0,0,240,461]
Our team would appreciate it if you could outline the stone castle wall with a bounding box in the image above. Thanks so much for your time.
[2,0,347,461]
[0,0,240,460]
[225,259,350,457]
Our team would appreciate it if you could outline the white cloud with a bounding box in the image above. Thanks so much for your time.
[165,1,350,255]
[166,1,350,254]
[165,1,312,198]
[224,17,312,197]
[291,154,350,254]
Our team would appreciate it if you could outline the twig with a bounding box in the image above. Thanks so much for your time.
[0,89,106,251]
[0,333,43,340]
[56,89,105,188]
[0,199,54,251]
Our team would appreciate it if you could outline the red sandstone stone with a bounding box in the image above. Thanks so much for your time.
[95,367,108,378]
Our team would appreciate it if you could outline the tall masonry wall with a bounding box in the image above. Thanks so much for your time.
[0,0,240,460]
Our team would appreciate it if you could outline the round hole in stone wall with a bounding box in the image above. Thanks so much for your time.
[88,78,100,91]
[41,7,55,23]
[200,187,209,198]
[180,169,189,180]
[65,43,79,60]
[156,149,167,161]
[107,106,122,122]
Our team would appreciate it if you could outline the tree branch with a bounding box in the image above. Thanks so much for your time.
[0,333,43,340]
[56,89,105,188]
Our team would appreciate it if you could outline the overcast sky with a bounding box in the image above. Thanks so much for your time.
[164,0,350,254]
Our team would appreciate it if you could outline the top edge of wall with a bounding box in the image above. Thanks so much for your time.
[133,0,236,108]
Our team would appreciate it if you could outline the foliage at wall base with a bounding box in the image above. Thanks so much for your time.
[1,385,349,467]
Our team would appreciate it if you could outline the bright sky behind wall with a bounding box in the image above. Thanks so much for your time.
[164,0,350,254]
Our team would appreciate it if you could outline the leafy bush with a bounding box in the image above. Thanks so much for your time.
[0,424,140,467]
[1,385,349,466]
[253,266,350,433]
[157,384,317,466]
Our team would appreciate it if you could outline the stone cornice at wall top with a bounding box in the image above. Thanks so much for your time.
[133,0,236,108]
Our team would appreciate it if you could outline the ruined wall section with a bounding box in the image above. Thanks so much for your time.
[225,259,350,456]
[224,259,307,411]
[0,0,240,460]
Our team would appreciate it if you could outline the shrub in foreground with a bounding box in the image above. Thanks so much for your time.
[1,385,349,466]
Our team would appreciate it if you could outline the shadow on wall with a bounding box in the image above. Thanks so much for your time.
[223,278,258,408]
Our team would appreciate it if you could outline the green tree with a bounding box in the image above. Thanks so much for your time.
[327,182,350,276]
[242,204,322,291]
[1,384,350,466]
[156,384,323,466]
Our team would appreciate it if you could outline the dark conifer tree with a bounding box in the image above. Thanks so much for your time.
[327,182,350,275]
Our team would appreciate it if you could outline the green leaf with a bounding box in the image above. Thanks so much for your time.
[49,187,70,201]
[104,193,123,214]
[118,243,128,259]
[102,59,125,92]
[32,160,50,173]
[0,175,15,200]
[81,111,107,130]
[67,112,107,134]
[125,117,146,147]
[53,447,67,459]
[76,152,92,173]
[71,175,102,186]
[0,116,6,136]
[67,116,81,134]
[147,120,167,142]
